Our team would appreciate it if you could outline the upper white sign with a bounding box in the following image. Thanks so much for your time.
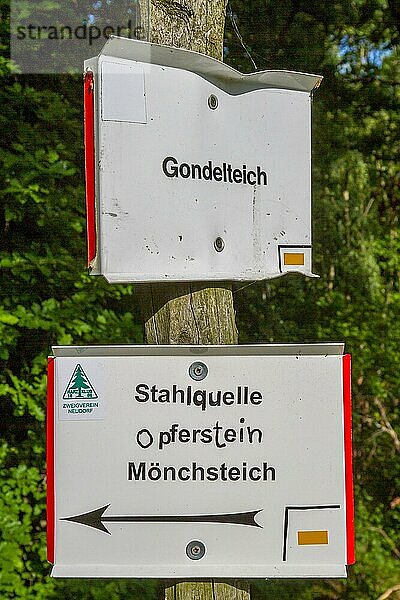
[47,343,355,578]
[84,38,322,282]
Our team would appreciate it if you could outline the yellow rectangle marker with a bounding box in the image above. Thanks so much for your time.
[297,530,329,545]
[284,252,305,266]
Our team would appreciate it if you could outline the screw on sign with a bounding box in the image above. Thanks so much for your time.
[186,541,206,560]
[208,94,219,110]
[214,237,225,252]
[189,361,208,381]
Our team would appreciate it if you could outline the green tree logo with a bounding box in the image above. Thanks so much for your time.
[63,364,98,400]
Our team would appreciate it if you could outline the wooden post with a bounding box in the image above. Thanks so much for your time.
[137,284,238,345]
[137,2,250,598]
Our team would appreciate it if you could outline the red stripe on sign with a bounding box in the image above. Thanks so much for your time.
[84,70,96,266]
[46,357,55,564]
[343,353,355,564]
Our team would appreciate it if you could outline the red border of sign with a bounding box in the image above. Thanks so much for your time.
[343,353,355,564]
[84,70,96,267]
[46,357,55,564]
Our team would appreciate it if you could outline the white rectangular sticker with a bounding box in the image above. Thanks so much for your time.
[58,362,105,420]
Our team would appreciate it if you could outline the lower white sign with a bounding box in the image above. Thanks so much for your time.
[47,344,355,578]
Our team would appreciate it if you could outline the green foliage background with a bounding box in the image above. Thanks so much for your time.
[0,0,398,598]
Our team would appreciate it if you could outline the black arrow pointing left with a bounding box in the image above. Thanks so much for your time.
[61,504,263,534]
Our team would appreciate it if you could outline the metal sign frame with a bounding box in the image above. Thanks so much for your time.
[47,343,354,578]
[84,38,322,283]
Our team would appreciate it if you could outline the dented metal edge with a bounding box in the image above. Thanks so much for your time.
[103,272,320,284]
[97,36,323,94]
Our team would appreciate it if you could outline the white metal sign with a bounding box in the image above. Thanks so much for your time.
[84,38,322,282]
[47,344,354,578]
